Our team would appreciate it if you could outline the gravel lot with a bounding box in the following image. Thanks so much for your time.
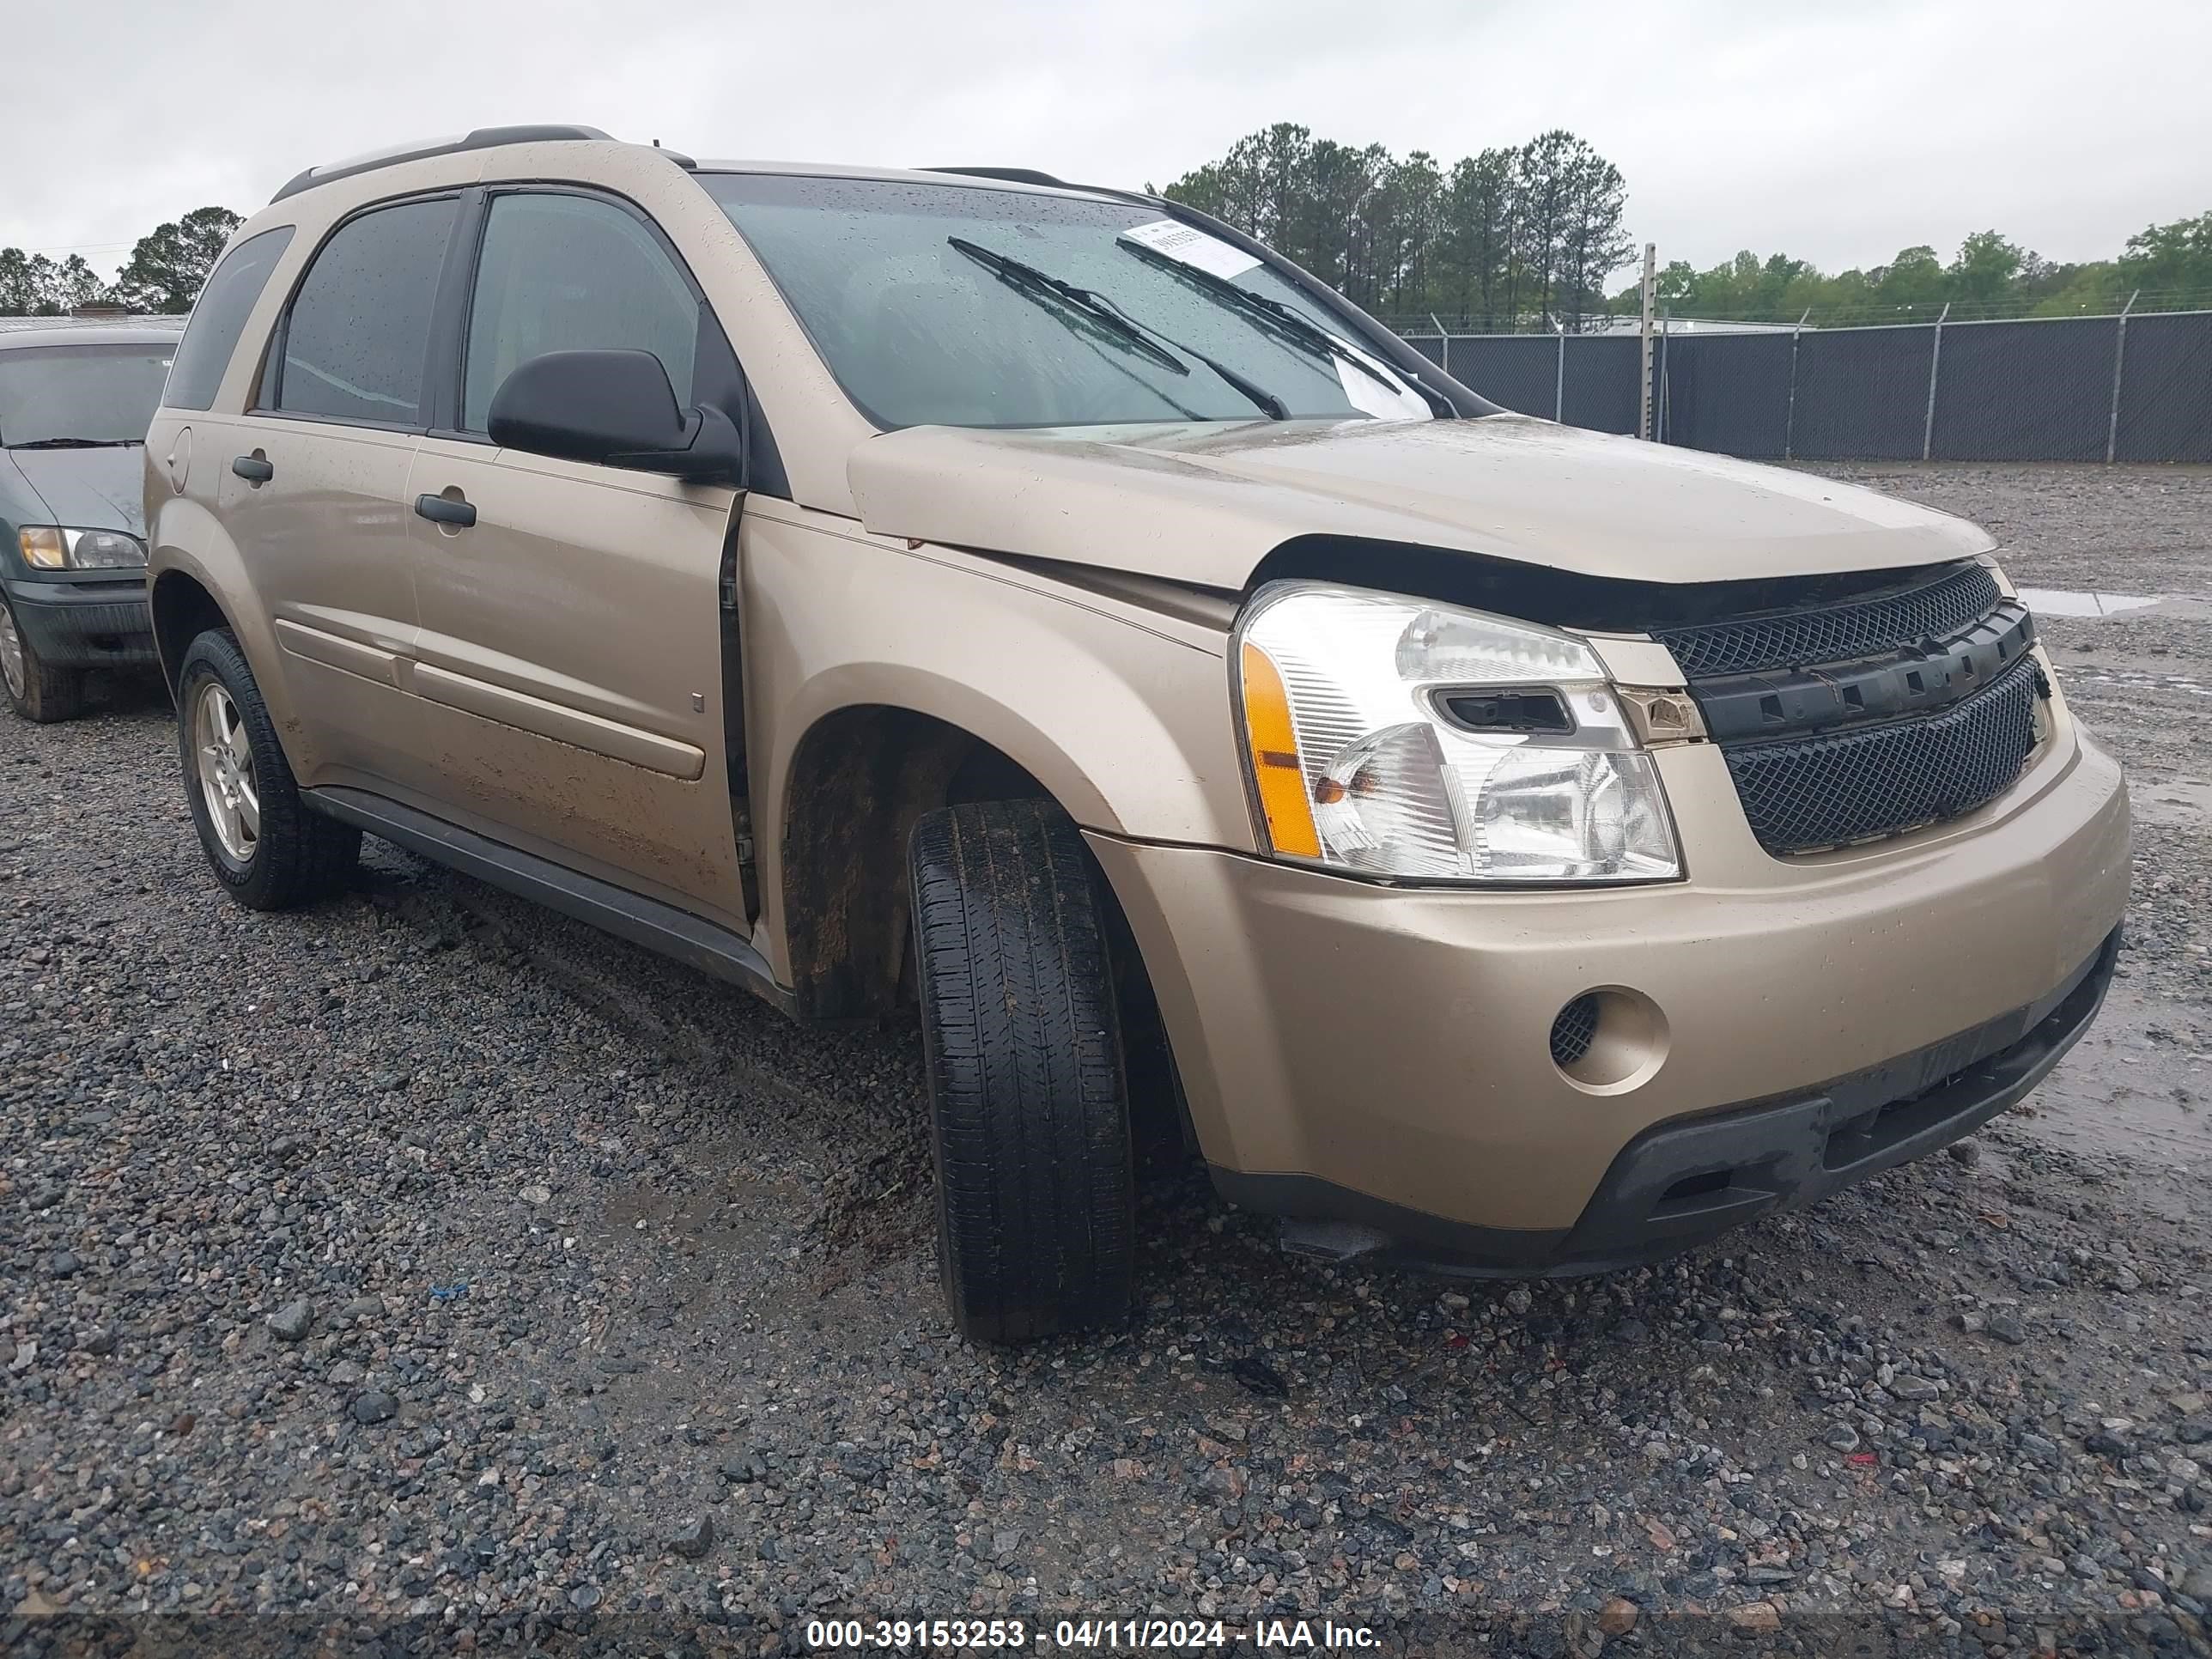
[3,463,2209,1656]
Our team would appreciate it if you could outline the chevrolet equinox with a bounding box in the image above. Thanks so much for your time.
[143,126,2129,1342]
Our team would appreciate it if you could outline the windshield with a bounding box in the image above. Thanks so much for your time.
[0,343,174,447]
[702,173,1434,430]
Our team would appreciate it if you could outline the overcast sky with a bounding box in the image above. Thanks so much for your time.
[8,0,2209,283]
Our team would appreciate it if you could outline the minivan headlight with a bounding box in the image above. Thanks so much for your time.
[1235,582,1680,883]
[18,526,148,570]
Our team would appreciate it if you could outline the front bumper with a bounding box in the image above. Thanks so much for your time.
[1224,927,2115,1275]
[1087,717,2130,1260]
[3,575,155,670]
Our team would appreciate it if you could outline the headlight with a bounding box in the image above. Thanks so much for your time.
[1235,582,1680,884]
[17,526,148,570]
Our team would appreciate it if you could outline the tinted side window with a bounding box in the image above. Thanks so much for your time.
[164,226,295,411]
[462,193,699,433]
[274,198,457,425]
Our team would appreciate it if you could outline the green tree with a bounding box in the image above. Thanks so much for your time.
[1871,245,1945,313]
[0,247,41,313]
[109,207,243,313]
[47,254,104,313]
[0,248,106,315]
[1438,149,1517,327]
[1165,124,1636,330]
[1174,127,2209,330]
[1946,231,2029,309]
[2118,210,2212,296]
[1546,137,1631,330]
[1381,151,1445,315]
[1510,130,1577,325]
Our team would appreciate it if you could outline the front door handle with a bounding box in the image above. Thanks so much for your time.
[414,493,477,529]
[231,455,274,483]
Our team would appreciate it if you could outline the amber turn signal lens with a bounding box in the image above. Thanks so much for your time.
[17,527,69,569]
[1240,640,1321,859]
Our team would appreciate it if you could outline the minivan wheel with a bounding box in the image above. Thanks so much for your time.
[0,594,88,723]
[908,799,1135,1344]
[177,629,360,909]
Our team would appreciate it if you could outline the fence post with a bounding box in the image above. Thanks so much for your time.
[1921,301,1949,461]
[1554,325,1566,422]
[1638,242,1656,441]
[1657,308,1671,443]
[1784,307,1809,461]
[2105,289,2139,464]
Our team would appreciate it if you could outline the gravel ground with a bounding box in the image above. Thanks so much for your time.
[3,464,2210,1656]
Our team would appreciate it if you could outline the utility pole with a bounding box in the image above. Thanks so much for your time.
[1922,301,1950,461]
[1638,242,1657,441]
[2106,289,2139,464]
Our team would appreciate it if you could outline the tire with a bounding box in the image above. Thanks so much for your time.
[176,629,360,910]
[908,799,1135,1343]
[0,593,88,723]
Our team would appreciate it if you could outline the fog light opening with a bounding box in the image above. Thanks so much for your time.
[1547,995,1601,1067]
[1550,988,1669,1091]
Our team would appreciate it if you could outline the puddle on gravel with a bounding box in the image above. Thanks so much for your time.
[2017,586,2164,617]
[2013,980,2210,1218]
[2130,776,2212,829]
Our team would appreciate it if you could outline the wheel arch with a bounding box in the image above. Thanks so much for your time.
[149,568,233,696]
[772,696,1095,1021]
[771,692,1188,1166]
[146,499,271,696]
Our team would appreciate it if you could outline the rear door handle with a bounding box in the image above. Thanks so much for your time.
[231,455,273,483]
[414,493,477,529]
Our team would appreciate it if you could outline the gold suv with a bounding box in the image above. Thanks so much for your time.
[144,126,2129,1342]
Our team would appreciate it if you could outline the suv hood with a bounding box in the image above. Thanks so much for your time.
[846,414,1992,590]
[3,445,147,538]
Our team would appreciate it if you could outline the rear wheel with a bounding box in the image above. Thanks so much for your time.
[908,799,1135,1344]
[177,629,359,909]
[0,594,88,723]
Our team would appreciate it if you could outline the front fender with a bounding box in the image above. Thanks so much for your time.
[742,507,1256,988]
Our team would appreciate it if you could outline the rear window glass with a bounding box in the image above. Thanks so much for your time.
[273,198,456,426]
[163,226,295,412]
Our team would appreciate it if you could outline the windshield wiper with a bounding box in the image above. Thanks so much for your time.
[948,237,1287,421]
[1118,240,1454,416]
[1079,290,1291,422]
[5,437,144,449]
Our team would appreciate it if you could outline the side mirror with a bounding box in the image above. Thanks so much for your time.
[486,349,744,485]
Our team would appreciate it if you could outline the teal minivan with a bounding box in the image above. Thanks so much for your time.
[0,323,178,720]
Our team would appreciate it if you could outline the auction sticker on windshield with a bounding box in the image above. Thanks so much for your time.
[1118,219,1262,281]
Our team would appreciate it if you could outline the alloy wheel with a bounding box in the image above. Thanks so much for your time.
[194,680,260,863]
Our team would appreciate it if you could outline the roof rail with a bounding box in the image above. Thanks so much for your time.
[923,167,1085,190]
[270,125,618,204]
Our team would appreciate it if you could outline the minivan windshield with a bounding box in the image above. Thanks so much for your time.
[0,342,175,447]
[702,173,1437,430]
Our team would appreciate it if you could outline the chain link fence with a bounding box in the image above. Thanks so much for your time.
[1398,310,2212,463]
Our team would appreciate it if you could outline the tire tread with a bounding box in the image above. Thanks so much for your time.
[910,799,1133,1343]
[2,598,88,723]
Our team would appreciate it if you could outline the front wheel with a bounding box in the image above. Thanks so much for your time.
[0,593,88,723]
[908,799,1135,1344]
[177,629,359,910]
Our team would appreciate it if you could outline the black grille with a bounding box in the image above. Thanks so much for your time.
[1549,995,1601,1067]
[1656,563,2001,678]
[1722,654,2039,853]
